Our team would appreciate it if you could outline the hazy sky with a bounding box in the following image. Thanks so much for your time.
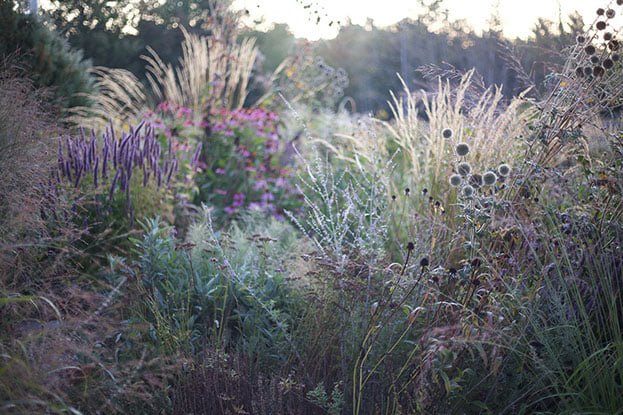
[232,0,602,40]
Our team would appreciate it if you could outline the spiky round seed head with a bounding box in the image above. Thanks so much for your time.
[591,56,600,64]
[497,163,511,177]
[604,58,614,69]
[618,0,623,5]
[593,66,605,77]
[575,67,585,77]
[469,173,483,188]
[584,66,593,76]
[604,32,613,41]
[609,40,620,51]
[420,257,429,268]
[462,185,475,198]
[596,21,607,31]
[613,53,620,62]
[407,241,415,251]
[455,142,470,157]
[576,35,585,44]
[457,162,472,176]
[483,171,497,185]
[449,174,462,187]
[597,8,605,16]
[585,45,596,55]
[606,9,615,19]
[442,128,453,139]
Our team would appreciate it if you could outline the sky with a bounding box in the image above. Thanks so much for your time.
[231,0,602,40]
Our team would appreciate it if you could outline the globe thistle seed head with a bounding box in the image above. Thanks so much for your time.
[483,171,497,185]
[575,67,585,77]
[497,163,511,177]
[455,142,470,157]
[604,58,614,69]
[585,45,597,55]
[596,21,607,31]
[618,0,623,6]
[606,9,615,19]
[576,35,586,44]
[593,66,605,77]
[597,8,605,16]
[449,174,462,187]
[457,162,472,176]
[604,32,613,41]
[590,55,600,64]
[609,40,620,51]
[613,53,620,62]
[584,66,593,76]
[469,173,484,188]
[442,128,453,139]
[462,185,475,198]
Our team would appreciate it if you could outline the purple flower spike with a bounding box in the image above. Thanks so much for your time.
[109,169,120,202]
[93,156,99,188]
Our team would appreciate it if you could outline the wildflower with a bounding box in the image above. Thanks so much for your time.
[391,194,397,201]
[591,56,600,64]
[597,8,605,16]
[584,67,593,76]
[405,187,410,195]
[606,9,615,19]
[613,53,620,62]
[483,171,497,185]
[442,128,453,139]
[593,66,605,77]
[457,161,472,176]
[576,35,585,44]
[604,58,614,69]
[575,67,584,77]
[407,241,415,251]
[585,45,596,55]
[604,32,613,41]
[449,174,462,187]
[420,257,429,268]
[455,142,470,157]
[596,21,607,31]
[497,163,511,177]
[462,185,475,198]
[422,187,428,195]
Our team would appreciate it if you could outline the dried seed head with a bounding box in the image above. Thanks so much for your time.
[604,32,613,41]
[455,142,470,157]
[590,56,600,64]
[597,8,605,16]
[613,53,620,62]
[420,257,429,268]
[407,241,415,251]
[497,163,511,177]
[618,0,623,5]
[469,173,484,188]
[462,185,475,198]
[449,174,462,187]
[442,128,453,139]
[584,66,593,76]
[457,162,472,176]
[405,187,410,195]
[483,171,497,185]
[603,58,614,69]
[596,21,607,31]
[576,35,586,44]
[585,45,596,55]
[606,9,615,19]
[575,67,585,77]
[609,40,620,51]
[593,66,605,77]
